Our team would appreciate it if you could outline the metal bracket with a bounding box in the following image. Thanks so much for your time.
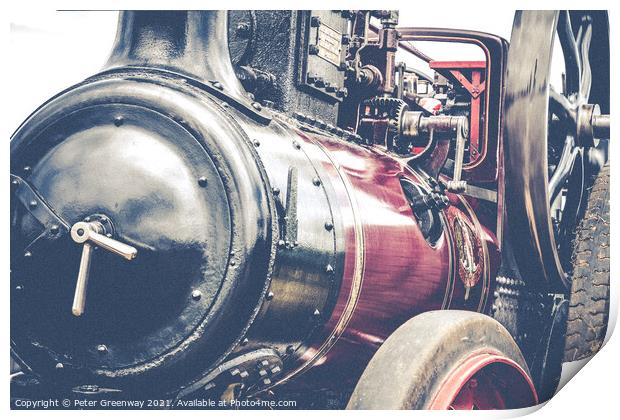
[283,167,299,246]
[175,348,284,400]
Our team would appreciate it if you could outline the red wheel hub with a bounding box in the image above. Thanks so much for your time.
[429,350,538,410]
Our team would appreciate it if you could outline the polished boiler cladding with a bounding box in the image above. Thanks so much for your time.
[10,10,610,409]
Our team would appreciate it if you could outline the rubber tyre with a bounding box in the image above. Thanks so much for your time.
[347,310,537,409]
[564,164,610,362]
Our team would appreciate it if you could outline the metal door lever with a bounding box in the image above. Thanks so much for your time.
[71,221,137,260]
[72,242,94,317]
[70,221,138,316]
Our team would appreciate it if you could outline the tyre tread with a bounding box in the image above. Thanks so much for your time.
[564,164,610,362]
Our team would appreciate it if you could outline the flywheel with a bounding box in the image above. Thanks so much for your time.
[503,11,610,290]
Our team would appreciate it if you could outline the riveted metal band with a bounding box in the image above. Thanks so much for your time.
[273,138,366,385]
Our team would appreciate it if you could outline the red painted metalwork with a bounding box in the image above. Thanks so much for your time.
[398,28,509,185]
[429,60,487,69]
[469,70,483,160]
[428,349,539,410]
[430,60,487,162]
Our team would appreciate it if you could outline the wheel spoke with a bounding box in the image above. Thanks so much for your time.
[577,16,593,102]
[549,87,577,126]
[548,137,577,204]
[556,151,585,264]
[575,19,583,49]
[557,11,581,96]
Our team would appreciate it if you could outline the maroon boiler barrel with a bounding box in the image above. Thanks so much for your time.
[267,126,499,391]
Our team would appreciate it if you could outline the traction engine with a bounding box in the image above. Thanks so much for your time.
[10,10,610,409]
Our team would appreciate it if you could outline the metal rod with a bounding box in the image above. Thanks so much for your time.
[368,23,433,63]
[592,114,610,139]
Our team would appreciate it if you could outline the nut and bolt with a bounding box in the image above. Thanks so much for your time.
[235,22,251,38]
[336,87,348,98]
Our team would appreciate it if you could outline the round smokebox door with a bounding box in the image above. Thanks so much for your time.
[10,104,233,374]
